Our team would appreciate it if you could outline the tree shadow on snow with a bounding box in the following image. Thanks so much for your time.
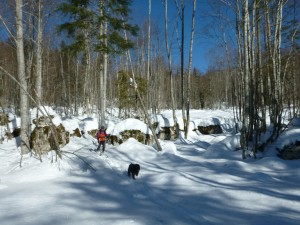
[38,146,300,225]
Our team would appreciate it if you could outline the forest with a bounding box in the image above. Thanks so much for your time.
[0,0,299,156]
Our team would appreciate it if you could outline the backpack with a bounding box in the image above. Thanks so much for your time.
[98,130,106,142]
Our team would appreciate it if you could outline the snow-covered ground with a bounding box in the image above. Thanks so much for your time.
[1,108,300,225]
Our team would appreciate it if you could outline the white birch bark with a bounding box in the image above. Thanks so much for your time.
[98,0,106,127]
[83,34,91,114]
[101,19,108,126]
[147,0,151,110]
[163,0,178,136]
[16,0,30,154]
[180,0,186,133]
[35,0,43,106]
[273,0,284,105]
[240,0,251,159]
[185,0,196,139]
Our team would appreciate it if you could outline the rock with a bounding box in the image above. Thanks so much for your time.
[30,123,69,155]
[108,130,153,146]
[88,129,98,138]
[198,125,223,135]
[0,113,9,126]
[278,141,300,160]
[72,128,82,137]
[158,126,177,140]
[32,115,54,127]
[30,126,52,154]
[120,129,153,144]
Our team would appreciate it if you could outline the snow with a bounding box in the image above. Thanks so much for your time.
[110,118,153,136]
[1,109,300,225]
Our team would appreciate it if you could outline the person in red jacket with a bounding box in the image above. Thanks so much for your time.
[97,126,108,152]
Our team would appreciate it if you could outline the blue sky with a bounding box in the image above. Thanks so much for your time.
[0,0,216,73]
[131,0,216,73]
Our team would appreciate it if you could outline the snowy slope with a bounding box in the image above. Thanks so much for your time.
[1,109,300,225]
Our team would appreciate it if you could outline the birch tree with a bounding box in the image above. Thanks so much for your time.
[270,0,285,140]
[232,0,289,156]
[174,0,187,134]
[239,0,250,159]
[262,0,286,143]
[16,0,30,154]
[163,0,178,136]
[146,0,151,110]
[180,0,186,134]
[185,0,196,138]
[35,0,43,107]
[99,0,105,127]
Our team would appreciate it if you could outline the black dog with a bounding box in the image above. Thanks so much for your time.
[128,163,140,179]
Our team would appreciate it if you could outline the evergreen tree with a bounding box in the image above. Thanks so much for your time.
[96,0,138,54]
[56,0,138,65]
[57,0,138,122]
[57,0,93,54]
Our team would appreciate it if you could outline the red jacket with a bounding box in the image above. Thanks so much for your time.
[97,129,107,142]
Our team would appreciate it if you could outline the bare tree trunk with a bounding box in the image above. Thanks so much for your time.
[98,0,105,127]
[253,0,264,154]
[163,0,178,137]
[25,1,34,92]
[263,0,285,142]
[291,0,297,116]
[59,52,67,105]
[67,51,73,115]
[104,20,108,121]
[235,0,243,121]
[16,0,30,154]
[147,0,151,110]
[83,34,91,114]
[263,0,273,123]
[256,1,267,133]
[247,0,257,156]
[101,5,108,126]
[272,0,284,139]
[180,0,186,134]
[74,59,79,115]
[239,0,251,159]
[263,0,274,139]
[35,0,43,106]
[185,0,196,139]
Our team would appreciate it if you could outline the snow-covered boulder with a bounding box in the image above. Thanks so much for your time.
[108,118,154,145]
[277,141,300,160]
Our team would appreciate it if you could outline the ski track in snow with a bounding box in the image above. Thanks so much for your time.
[1,114,300,225]
[79,141,208,224]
